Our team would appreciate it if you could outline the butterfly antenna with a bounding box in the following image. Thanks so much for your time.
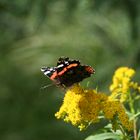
[40,84,54,90]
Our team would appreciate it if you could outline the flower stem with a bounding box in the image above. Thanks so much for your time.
[133,119,138,140]
[119,125,130,140]
[128,92,135,114]
[128,92,138,140]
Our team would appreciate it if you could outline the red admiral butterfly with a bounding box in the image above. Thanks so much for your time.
[41,57,95,88]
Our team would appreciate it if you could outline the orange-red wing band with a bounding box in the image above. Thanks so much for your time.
[58,63,78,76]
[67,63,78,69]
[50,71,57,80]
[50,63,78,80]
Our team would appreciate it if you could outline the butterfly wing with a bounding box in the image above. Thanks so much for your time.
[57,65,94,87]
[41,67,57,79]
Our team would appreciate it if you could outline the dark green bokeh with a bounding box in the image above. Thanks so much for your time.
[0,0,140,140]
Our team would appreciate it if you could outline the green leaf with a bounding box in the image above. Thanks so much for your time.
[85,133,121,140]
[104,123,112,129]
[138,129,140,139]
[134,95,140,100]
[130,112,140,120]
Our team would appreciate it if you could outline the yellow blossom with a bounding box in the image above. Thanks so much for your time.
[129,81,139,90]
[55,84,132,131]
[109,67,137,102]
[102,100,133,130]
[55,84,106,130]
[118,107,133,131]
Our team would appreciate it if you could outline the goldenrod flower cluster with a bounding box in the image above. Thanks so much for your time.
[109,67,140,102]
[102,100,133,131]
[55,84,133,131]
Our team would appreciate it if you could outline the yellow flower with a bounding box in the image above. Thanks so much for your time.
[102,100,133,130]
[118,107,133,131]
[129,81,139,90]
[55,84,106,130]
[55,84,132,131]
[109,67,136,102]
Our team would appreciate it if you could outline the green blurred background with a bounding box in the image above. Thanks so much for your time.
[0,0,140,140]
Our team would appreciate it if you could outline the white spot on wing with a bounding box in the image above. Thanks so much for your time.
[65,61,69,65]
[57,64,64,68]
[41,68,46,72]
[44,71,51,75]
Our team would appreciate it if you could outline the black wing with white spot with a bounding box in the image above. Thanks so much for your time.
[41,67,56,77]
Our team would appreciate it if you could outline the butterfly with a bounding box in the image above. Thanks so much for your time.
[41,57,95,88]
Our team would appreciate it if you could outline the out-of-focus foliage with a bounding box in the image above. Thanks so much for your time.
[0,0,140,140]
